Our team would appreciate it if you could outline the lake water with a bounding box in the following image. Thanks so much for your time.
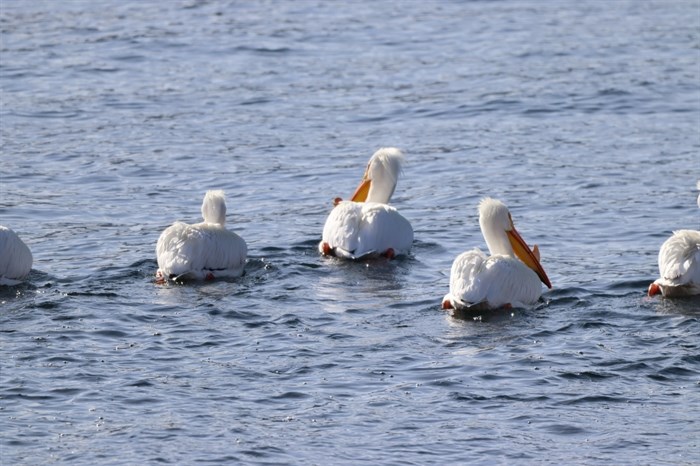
[1,0,699,464]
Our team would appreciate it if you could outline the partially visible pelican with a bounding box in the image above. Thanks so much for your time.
[648,230,700,298]
[0,226,33,286]
[319,147,413,260]
[442,198,552,311]
[156,190,247,282]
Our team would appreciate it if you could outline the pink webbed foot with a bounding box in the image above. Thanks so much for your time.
[155,271,166,285]
[442,299,453,310]
[648,283,661,297]
[382,248,395,260]
[321,242,334,256]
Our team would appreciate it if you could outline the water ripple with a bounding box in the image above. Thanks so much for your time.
[1,1,699,465]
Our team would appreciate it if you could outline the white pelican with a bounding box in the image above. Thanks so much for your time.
[156,190,247,282]
[319,147,413,260]
[0,226,33,286]
[648,230,700,298]
[442,198,552,311]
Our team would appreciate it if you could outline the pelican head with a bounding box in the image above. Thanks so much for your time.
[479,198,552,288]
[350,147,404,204]
[201,190,227,226]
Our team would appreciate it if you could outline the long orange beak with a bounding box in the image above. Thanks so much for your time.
[350,178,371,202]
[507,226,552,289]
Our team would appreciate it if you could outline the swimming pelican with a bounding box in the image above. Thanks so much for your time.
[319,147,413,260]
[648,230,700,298]
[442,198,552,311]
[0,226,33,286]
[156,190,247,282]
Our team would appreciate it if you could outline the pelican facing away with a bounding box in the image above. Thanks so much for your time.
[0,226,33,286]
[156,190,247,282]
[648,230,700,298]
[319,147,413,260]
[442,198,552,311]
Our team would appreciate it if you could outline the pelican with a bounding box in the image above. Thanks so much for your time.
[319,147,413,260]
[442,198,552,311]
[648,230,700,298]
[156,190,247,282]
[0,226,33,286]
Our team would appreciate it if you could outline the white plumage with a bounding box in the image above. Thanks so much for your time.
[321,201,413,259]
[0,226,33,286]
[156,190,247,282]
[319,148,413,259]
[442,198,552,311]
[648,230,700,298]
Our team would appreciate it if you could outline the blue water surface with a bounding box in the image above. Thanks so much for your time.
[1,1,699,464]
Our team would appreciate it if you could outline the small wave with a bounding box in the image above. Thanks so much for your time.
[597,88,632,96]
[239,97,272,106]
[92,329,130,338]
[127,379,154,387]
[608,279,651,291]
[450,392,550,403]
[230,45,293,54]
[556,394,630,405]
[270,391,312,400]
[557,370,617,381]
[656,365,699,377]
[542,423,588,435]
[110,54,146,62]
[66,290,119,298]
[10,109,84,119]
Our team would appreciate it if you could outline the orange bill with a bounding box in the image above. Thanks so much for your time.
[507,227,552,288]
[350,178,371,202]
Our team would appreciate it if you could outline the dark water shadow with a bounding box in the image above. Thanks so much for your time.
[447,305,519,323]
[0,269,57,300]
[444,297,552,324]
[649,295,700,316]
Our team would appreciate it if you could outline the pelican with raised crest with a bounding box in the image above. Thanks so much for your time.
[319,148,413,260]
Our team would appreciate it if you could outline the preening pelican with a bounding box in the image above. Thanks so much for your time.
[648,230,700,298]
[442,198,552,311]
[156,190,247,282]
[319,147,413,260]
[0,226,33,286]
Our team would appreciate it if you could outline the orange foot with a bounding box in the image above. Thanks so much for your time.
[648,283,661,296]
[382,248,395,260]
[155,271,166,285]
[321,242,333,256]
[442,299,453,310]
